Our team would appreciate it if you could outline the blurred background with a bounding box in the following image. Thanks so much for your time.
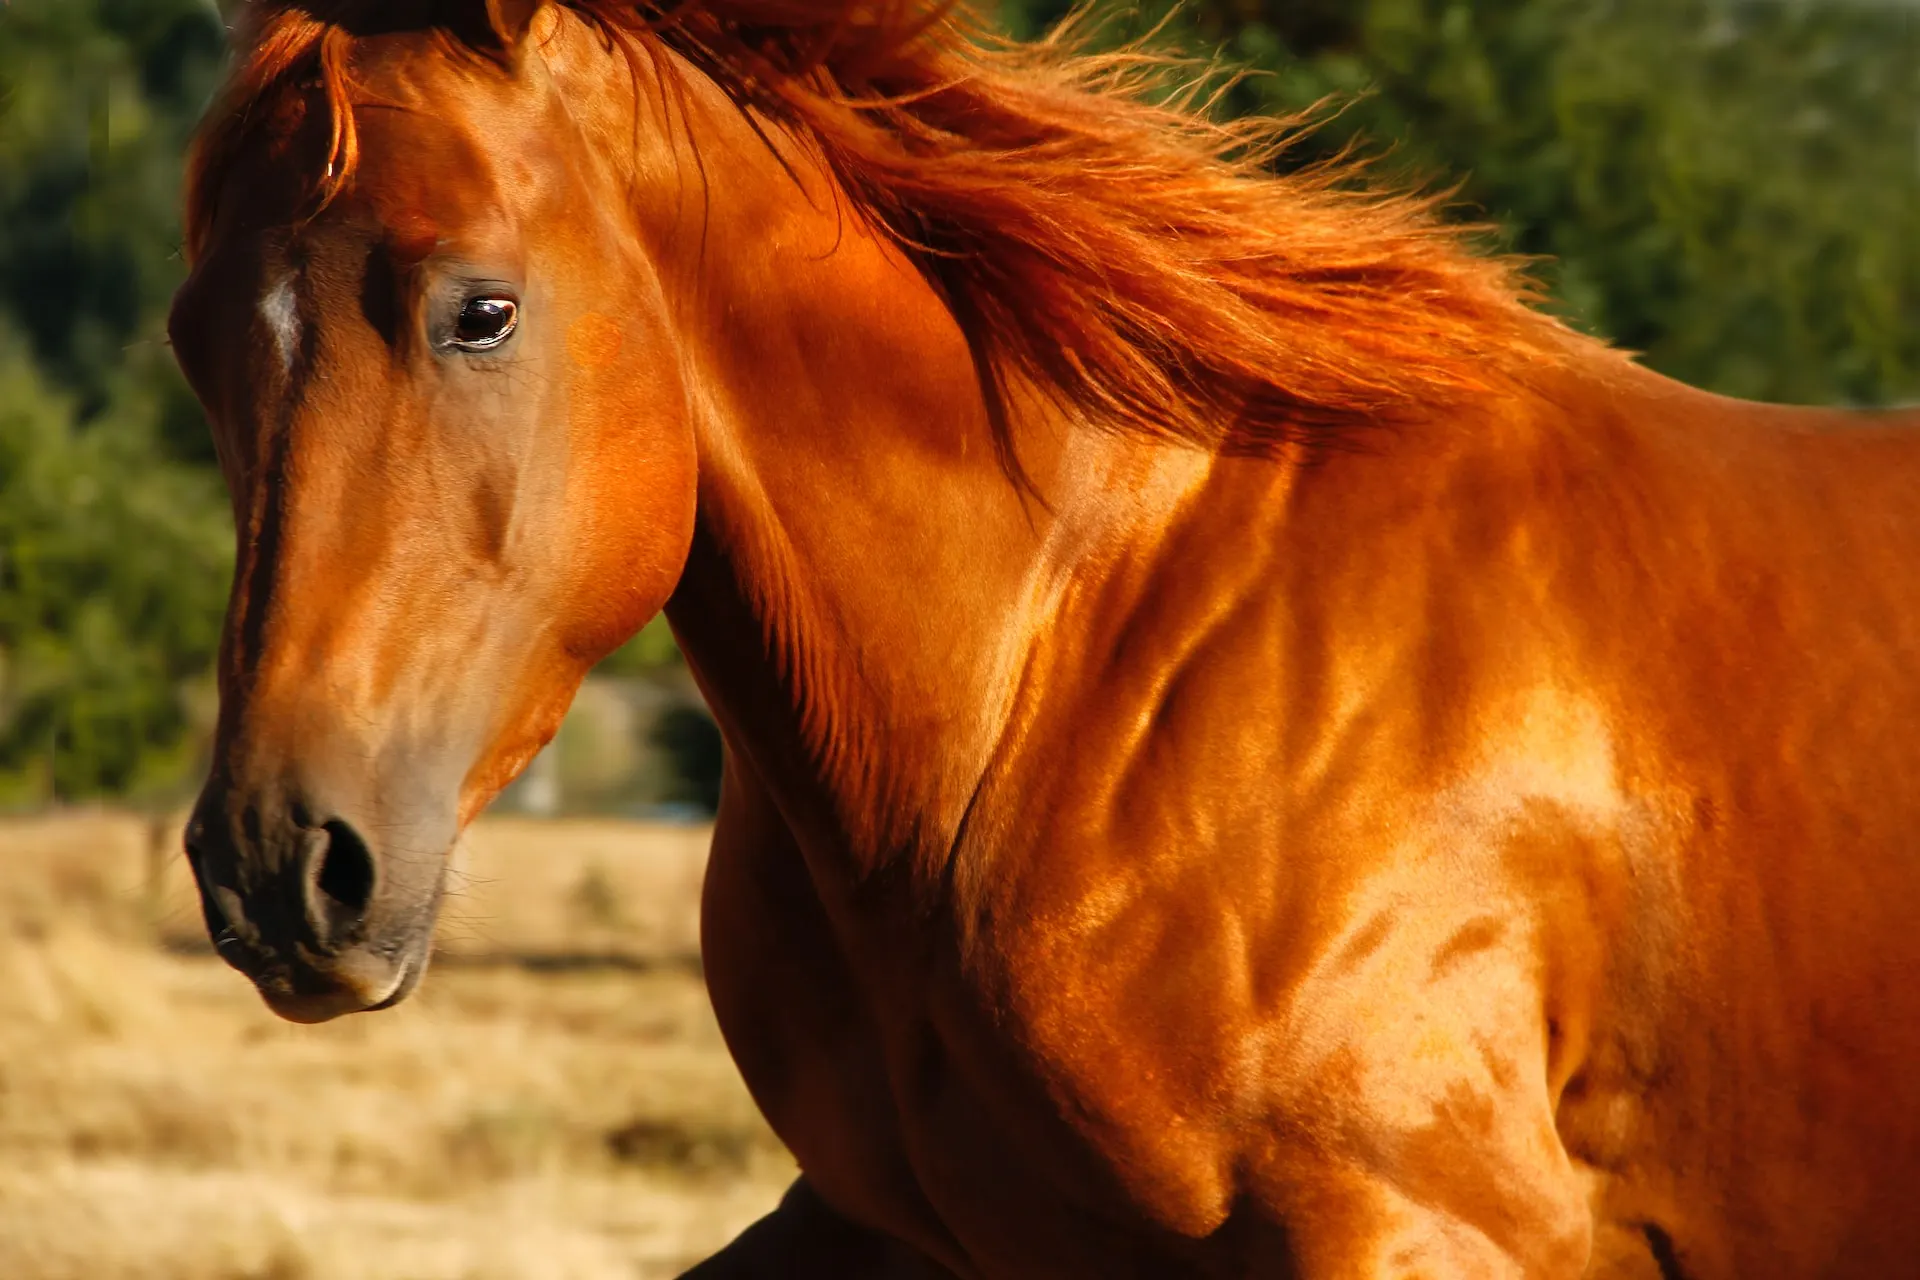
[0,0,1914,1276]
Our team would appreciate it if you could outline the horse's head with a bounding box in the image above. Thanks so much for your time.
[168,3,696,1021]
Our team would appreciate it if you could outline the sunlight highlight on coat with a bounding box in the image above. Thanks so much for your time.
[1454,685,1626,827]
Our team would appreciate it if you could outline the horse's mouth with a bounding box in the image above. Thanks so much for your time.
[187,842,445,1023]
[367,947,430,1011]
[251,939,431,1023]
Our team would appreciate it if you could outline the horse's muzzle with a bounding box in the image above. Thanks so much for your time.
[183,788,442,1022]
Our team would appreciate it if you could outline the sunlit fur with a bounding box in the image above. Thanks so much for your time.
[172,3,1920,1277]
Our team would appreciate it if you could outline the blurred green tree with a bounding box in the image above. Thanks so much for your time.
[0,0,231,805]
[0,327,230,806]
[0,0,227,460]
[598,615,686,677]
[999,0,1920,407]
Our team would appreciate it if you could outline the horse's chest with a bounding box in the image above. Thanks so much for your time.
[868,837,1414,1253]
[707,774,1609,1274]
[706,831,1276,1265]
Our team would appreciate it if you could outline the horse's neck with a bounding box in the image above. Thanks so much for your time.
[550,30,1206,876]
[528,21,1015,868]
[662,230,1049,870]
[653,154,1201,877]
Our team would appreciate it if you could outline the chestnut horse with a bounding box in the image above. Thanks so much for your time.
[168,1,1920,1275]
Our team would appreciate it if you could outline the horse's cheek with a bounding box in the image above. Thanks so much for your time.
[557,331,697,657]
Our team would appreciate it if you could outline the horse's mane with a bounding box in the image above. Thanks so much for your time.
[186,1,1595,470]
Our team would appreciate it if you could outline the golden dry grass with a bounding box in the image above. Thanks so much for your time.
[0,812,793,1280]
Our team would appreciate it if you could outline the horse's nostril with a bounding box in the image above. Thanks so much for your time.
[316,819,376,915]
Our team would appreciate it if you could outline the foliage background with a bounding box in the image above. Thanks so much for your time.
[0,0,1914,809]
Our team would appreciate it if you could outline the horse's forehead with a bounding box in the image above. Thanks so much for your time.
[351,24,499,93]
[351,108,504,234]
[344,49,554,235]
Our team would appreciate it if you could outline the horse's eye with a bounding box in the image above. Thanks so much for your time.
[451,296,518,351]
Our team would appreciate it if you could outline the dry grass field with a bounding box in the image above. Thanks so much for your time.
[0,811,793,1280]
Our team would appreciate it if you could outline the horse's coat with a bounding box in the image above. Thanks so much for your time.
[168,2,1920,1275]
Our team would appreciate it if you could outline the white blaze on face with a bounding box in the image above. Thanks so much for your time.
[259,273,301,376]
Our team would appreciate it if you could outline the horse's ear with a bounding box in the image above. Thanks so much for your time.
[471,0,545,59]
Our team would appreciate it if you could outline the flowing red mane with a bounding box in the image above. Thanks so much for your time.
[185,0,1598,465]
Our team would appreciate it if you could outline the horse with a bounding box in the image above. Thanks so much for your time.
[167,2,1920,1275]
